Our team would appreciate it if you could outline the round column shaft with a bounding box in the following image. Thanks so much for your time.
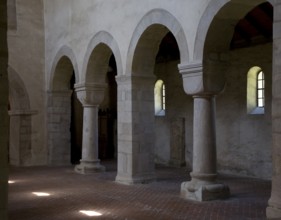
[180,94,229,201]
[80,105,99,163]
[74,83,106,174]
[192,95,216,180]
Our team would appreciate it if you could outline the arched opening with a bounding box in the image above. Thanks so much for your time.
[203,1,272,180]
[76,40,119,173]
[154,32,190,168]
[8,67,34,166]
[115,9,189,184]
[49,55,82,165]
[154,79,165,116]
[247,66,266,114]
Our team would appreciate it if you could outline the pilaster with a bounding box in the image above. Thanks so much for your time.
[115,75,156,184]
[47,90,72,165]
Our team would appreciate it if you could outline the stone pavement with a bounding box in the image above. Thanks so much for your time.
[8,160,270,220]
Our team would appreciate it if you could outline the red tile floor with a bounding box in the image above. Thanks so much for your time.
[8,160,271,220]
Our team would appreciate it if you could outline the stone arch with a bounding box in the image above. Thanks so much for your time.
[8,67,35,166]
[126,9,189,75]
[194,0,272,61]
[81,31,123,83]
[116,9,189,185]
[182,0,274,201]
[49,45,79,91]
[48,46,79,165]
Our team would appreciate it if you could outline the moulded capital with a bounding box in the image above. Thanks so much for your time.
[74,83,107,107]
[178,62,204,95]
[179,60,226,96]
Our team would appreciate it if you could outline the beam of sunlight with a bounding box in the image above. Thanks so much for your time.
[8,180,15,184]
[32,192,50,197]
[79,210,102,217]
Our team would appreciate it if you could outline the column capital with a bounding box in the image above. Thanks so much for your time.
[178,61,226,96]
[178,61,204,95]
[74,83,107,107]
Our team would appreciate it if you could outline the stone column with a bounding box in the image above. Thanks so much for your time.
[74,83,106,174]
[267,2,281,218]
[179,62,229,201]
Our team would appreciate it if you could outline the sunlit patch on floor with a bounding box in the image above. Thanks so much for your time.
[32,192,50,197]
[79,210,102,217]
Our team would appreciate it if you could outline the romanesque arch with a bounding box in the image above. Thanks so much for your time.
[182,0,280,217]
[180,0,273,202]
[81,31,123,82]
[8,67,35,166]
[48,46,79,165]
[194,0,271,61]
[198,0,273,175]
[49,45,79,91]
[115,9,189,184]
[126,9,189,75]
[74,31,121,174]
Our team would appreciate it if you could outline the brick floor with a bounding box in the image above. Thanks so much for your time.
[8,160,271,220]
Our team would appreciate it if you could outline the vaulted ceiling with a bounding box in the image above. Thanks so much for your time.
[230,2,273,50]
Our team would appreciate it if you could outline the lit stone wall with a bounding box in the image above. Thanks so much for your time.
[154,61,193,169]
[0,0,8,219]
[216,43,272,179]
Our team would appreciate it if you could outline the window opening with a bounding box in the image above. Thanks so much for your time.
[257,71,265,108]
[162,84,166,111]
[247,66,265,114]
[154,80,166,116]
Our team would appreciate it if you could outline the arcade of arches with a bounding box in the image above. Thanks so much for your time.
[2,0,281,219]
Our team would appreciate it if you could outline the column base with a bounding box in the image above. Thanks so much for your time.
[74,160,105,174]
[267,204,281,219]
[115,173,155,185]
[266,199,281,220]
[180,180,230,201]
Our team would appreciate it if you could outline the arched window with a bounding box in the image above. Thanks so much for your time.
[154,80,165,116]
[247,66,265,114]
[257,71,265,108]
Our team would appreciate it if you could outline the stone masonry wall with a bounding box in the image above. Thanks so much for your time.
[47,91,72,165]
